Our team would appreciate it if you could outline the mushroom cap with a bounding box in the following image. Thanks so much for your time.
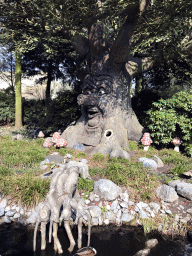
[43,139,51,148]
[38,131,44,138]
[52,132,61,143]
[171,138,181,145]
[141,133,153,146]
[56,138,67,147]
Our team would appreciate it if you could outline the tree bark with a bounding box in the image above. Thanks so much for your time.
[45,60,52,123]
[15,49,22,129]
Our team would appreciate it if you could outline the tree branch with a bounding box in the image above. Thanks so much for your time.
[109,0,149,63]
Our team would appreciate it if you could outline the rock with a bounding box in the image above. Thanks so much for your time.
[168,180,181,189]
[0,198,7,208]
[183,170,192,177]
[72,143,85,151]
[98,217,103,225]
[20,209,25,215]
[156,185,179,202]
[89,192,95,201]
[136,202,149,209]
[13,213,20,219]
[116,209,122,219]
[92,217,99,226]
[40,165,48,171]
[11,134,24,140]
[153,155,164,168]
[116,218,121,225]
[145,238,158,249]
[45,155,64,163]
[120,202,128,209]
[89,206,102,218]
[143,159,158,171]
[121,213,134,222]
[0,208,5,217]
[16,206,20,212]
[66,154,72,158]
[106,205,110,211]
[176,182,192,201]
[85,199,90,205]
[106,211,116,222]
[104,219,109,225]
[5,206,10,212]
[3,215,11,223]
[6,210,15,217]
[187,208,192,215]
[140,210,148,219]
[165,209,172,215]
[128,201,134,206]
[79,159,88,164]
[94,179,122,201]
[120,192,129,202]
[40,159,50,165]
[98,201,102,207]
[111,200,118,211]
[26,211,38,224]
[137,157,149,163]
[134,248,150,256]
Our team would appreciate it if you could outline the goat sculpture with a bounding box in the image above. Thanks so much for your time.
[33,161,92,254]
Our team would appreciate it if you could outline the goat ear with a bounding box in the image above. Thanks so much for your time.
[73,34,90,59]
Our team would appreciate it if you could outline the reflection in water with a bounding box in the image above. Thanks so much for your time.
[0,223,192,256]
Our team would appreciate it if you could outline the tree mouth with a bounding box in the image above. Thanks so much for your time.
[87,106,100,119]
[85,106,102,128]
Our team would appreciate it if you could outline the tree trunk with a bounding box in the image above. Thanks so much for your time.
[15,49,22,129]
[45,61,52,123]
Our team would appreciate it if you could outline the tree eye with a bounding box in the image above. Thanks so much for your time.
[98,88,105,95]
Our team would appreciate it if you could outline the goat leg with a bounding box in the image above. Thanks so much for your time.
[41,222,47,250]
[78,217,83,249]
[33,221,39,251]
[52,222,63,254]
[64,220,76,252]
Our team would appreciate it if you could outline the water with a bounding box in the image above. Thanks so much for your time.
[0,223,192,256]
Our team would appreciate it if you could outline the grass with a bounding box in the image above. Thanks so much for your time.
[0,133,192,208]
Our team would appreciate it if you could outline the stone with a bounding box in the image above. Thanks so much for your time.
[13,213,20,219]
[111,199,118,211]
[116,209,122,219]
[66,154,72,158]
[168,180,181,189]
[106,211,116,222]
[120,192,129,202]
[183,170,192,177]
[165,209,172,215]
[79,159,88,164]
[85,199,90,205]
[98,201,102,207]
[20,209,25,215]
[175,182,192,201]
[72,143,85,151]
[145,238,158,249]
[89,192,95,201]
[92,217,99,226]
[156,184,179,202]
[122,208,129,214]
[187,208,192,215]
[116,218,121,225]
[120,201,128,209]
[0,207,5,217]
[104,219,109,225]
[140,210,148,219]
[16,206,20,212]
[137,157,149,163]
[94,179,122,201]
[40,165,48,171]
[3,215,11,223]
[121,213,134,222]
[98,217,103,225]
[135,249,150,256]
[6,210,15,217]
[45,155,64,163]
[136,202,149,209]
[143,159,158,170]
[89,206,102,218]
[152,155,164,168]
[128,201,134,206]
[0,198,7,208]
[40,159,50,165]
[26,211,38,224]
[5,206,10,212]
[149,202,160,213]
[106,205,110,211]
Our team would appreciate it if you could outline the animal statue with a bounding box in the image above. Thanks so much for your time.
[33,161,92,254]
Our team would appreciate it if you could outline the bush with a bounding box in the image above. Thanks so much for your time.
[0,89,15,125]
[146,90,192,154]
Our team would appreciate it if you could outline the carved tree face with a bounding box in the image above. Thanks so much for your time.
[77,74,116,129]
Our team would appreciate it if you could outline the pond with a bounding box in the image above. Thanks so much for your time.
[0,223,192,256]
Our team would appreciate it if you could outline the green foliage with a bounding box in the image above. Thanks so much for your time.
[0,89,15,124]
[77,178,94,192]
[129,141,139,151]
[93,153,105,162]
[146,90,192,153]
[159,149,191,165]
[170,164,192,176]
[76,152,87,158]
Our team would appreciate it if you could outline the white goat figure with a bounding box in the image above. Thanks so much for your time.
[33,161,91,254]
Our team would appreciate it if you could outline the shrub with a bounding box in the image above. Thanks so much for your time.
[0,89,15,125]
[146,90,192,153]
[77,177,94,192]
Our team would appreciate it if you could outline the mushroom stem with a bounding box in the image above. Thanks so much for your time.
[144,145,149,151]
[174,145,180,152]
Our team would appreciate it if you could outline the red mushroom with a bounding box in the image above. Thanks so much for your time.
[56,138,67,148]
[52,132,61,144]
[43,139,51,148]
[38,131,44,138]
[141,133,153,151]
[171,138,181,152]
